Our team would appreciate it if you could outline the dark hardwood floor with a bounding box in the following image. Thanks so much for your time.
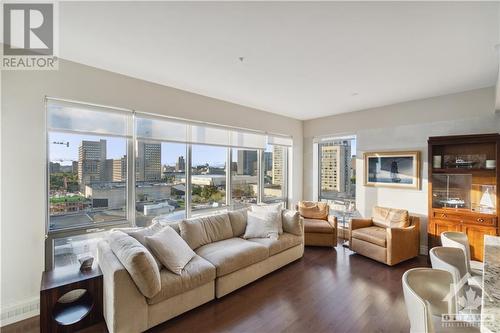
[2,246,428,333]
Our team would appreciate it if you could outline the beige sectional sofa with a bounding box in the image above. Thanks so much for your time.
[98,208,304,333]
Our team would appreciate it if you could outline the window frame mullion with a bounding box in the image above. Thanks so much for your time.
[226,148,232,208]
[128,112,136,226]
[258,149,264,204]
[185,144,192,218]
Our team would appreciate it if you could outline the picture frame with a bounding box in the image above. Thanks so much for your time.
[364,151,421,189]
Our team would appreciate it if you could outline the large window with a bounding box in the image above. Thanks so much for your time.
[48,133,128,230]
[318,137,356,201]
[231,148,258,208]
[46,98,292,269]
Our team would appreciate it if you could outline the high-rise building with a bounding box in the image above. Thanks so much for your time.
[136,142,161,181]
[320,141,351,194]
[272,146,284,186]
[112,156,127,182]
[78,139,107,188]
[104,159,114,181]
[176,156,185,172]
[237,150,257,175]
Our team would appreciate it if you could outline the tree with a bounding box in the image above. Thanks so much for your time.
[201,185,218,200]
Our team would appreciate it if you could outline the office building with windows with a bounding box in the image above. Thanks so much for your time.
[272,146,284,186]
[136,141,162,182]
[320,141,351,195]
[77,139,107,187]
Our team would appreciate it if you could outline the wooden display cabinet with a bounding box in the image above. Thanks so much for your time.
[428,133,499,261]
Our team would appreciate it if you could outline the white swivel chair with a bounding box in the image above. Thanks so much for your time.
[402,268,480,333]
[440,232,483,275]
[429,247,482,315]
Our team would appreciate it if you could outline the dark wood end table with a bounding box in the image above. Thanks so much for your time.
[40,264,103,333]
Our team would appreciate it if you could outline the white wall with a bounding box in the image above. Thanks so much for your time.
[303,87,500,253]
[0,60,303,325]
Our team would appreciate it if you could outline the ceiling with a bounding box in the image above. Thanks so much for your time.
[59,2,499,120]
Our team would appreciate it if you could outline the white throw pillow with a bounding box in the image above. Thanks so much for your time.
[243,211,280,240]
[146,226,196,275]
[251,204,283,234]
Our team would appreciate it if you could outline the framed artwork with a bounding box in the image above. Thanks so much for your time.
[364,151,421,189]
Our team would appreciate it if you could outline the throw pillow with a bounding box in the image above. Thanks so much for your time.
[145,226,196,275]
[122,222,164,269]
[298,201,329,220]
[243,211,280,240]
[251,204,283,234]
[108,230,161,298]
[282,209,302,236]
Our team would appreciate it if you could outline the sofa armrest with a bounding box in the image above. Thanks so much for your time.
[98,240,148,333]
[327,215,337,230]
[282,209,304,237]
[348,219,373,248]
[386,217,420,266]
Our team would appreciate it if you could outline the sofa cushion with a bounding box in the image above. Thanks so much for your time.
[195,238,268,277]
[243,211,280,240]
[282,210,302,236]
[351,226,387,247]
[248,233,302,256]
[119,222,164,269]
[180,213,233,250]
[228,208,248,236]
[146,226,195,275]
[298,201,329,220]
[146,255,216,305]
[372,206,409,229]
[303,218,334,234]
[108,231,161,298]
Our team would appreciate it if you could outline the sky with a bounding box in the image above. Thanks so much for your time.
[49,132,227,166]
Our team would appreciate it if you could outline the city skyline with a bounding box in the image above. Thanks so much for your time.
[49,132,229,167]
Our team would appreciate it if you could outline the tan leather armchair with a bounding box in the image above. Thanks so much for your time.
[349,206,420,266]
[296,201,337,247]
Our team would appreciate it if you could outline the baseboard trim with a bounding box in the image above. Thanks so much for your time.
[420,245,428,255]
[0,297,40,327]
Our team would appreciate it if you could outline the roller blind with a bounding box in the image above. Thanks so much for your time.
[135,114,271,149]
[47,99,132,137]
[230,131,267,149]
[267,135,293,147]
[135,116,188,143]
[190,124,231,147]
[48,101,293,149]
